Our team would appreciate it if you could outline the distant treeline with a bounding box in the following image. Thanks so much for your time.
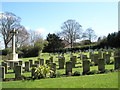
[1,31,120,57]
[99,31,120,48]
[43,31,120,53]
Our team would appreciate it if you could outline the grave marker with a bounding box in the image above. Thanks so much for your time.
[114,56,120,70]
[18,60,23,66]
[25,61,30,71]
[58,57,65,69]
[98,59,105,72]
[105,54,110,64]
[34,61,40,66]
[15,65,22,79]
[66,61,72,75]
[9,62,14,69]
[70,56,76,68]
[50,63,56,73]
[83,60,90,74]
[14,62,18,72]
[39,59,44,65]
[29,59,33,67]
[0,66,5,79]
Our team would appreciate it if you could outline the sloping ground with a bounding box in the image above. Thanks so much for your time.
[2,72,118,88]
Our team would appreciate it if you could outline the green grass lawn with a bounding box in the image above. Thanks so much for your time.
[2,72,118,88]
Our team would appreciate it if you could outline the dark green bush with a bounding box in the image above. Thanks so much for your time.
[19,45,41,58]
[73,71,81,76]
[2,48,12,55]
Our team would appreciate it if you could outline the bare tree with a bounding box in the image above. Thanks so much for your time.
[61,19,82,48]
[83,28,97,42]
[28,30,43,46]
[0,12,29,48]
[15,27,29,47]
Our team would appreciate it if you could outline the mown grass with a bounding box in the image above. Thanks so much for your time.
[2,72,118,88]
[1,52,118,88]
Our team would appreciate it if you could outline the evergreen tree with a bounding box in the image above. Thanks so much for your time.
[44,33,64,52]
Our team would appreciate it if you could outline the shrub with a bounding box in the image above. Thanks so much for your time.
[73,71,81,76]
[19,45,41,58]
[2,48,12,55]
[33,65,54,79]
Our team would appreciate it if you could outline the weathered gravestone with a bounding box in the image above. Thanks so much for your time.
[70,56,76,68]
[34,61,40,66]
[108,49,112,56]
[89,52,92,59]
[58,57,65,69]
[93,54,99,65]
[14,62,18,72]
[98,59,105,72]
[90,54,94,62]
[9,62,14,69]
[103,52,106,60]
[31,65,38,77]
[39,59,44,65]
[1,62,8,74]
[4,63,8,74]
[25,61,30,71]
[98,50,102,59]
[0,66,5,79]
[91,54,98,65]
[15,65,22,79]
[81,54,87,61]
[50,63,56,73]
[105,54,110,64]
[18,60,23,66]
[114,56,120,70]
[49,56,53,63]
[66,61,72,75]
[46,60,50,65]
[29,59,33,67]
[82,60,90,74]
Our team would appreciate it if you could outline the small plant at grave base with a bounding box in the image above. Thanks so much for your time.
[109,69,114,72]
[90,62,95,66]
[21,75,27,80]
[104,69,111,73]
[68,72,72,76]
[114,69,120,72]
[73,71,81,76]
[55,71,62,78]
[87,70,100,75]
[33,65,54,79]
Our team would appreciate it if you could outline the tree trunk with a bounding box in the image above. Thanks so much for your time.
[5,43,8,49]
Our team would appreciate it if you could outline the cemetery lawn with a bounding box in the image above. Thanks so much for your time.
[2,72,118,88]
